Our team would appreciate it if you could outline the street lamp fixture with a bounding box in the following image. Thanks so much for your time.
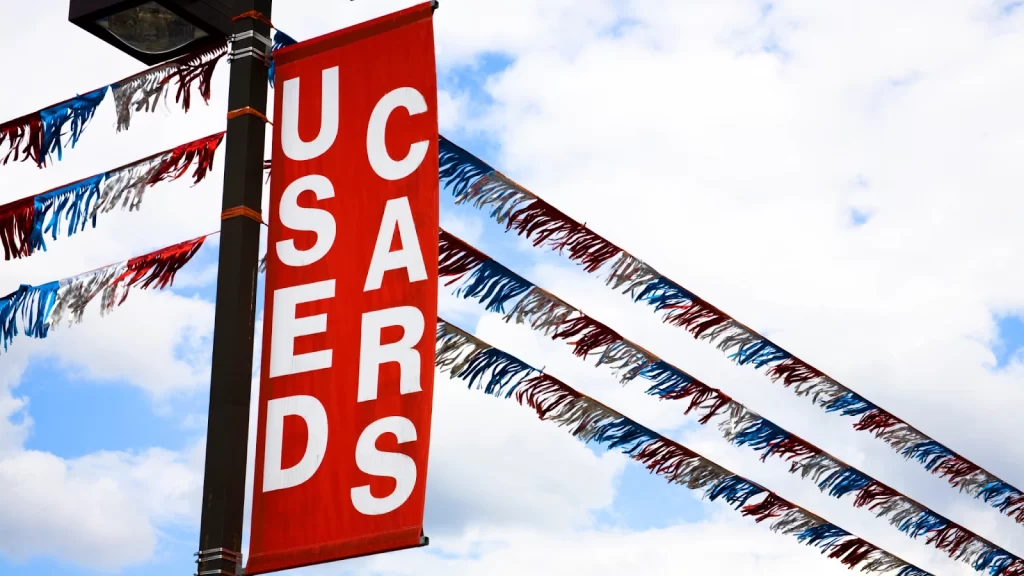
[70,0,274,574]
[69,0,233,65]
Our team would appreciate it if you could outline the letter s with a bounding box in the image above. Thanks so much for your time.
[351,416,418,515]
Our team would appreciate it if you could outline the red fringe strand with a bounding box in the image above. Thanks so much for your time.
[741,492,795,523]
[0,197,36,260]
[148,133,225,187]
[0,114,44,167]
[853,481,900,510]
[766,357,823,387]
[853,409,903,435]
[516,373,580,420]
[925,523,972,558]
[438,230,487,285]
[552,315,622,358]
[828,538,876,568]
[109,236,206,308]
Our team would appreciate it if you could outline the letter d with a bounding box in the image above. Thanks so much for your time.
[262,395,329,492]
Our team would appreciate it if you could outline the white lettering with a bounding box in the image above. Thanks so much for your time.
[277,175,336,267]
[358,306,424,402]
[269,280,335,378]
[366,87,429,181]
[263,395,329,492]
[282,66,339,161]
[363,197,427,292]
[351,416,417,515]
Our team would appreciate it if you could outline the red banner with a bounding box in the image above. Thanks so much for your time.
[248,4,438,574]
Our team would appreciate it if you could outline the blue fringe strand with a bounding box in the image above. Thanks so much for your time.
[823,391,877,417]
[31,175,104,252]
[706,475,765,508]
[0,282,59,351]
[896,509,947,539]
[454,259,533,313]
[977,481,1023,510]
[439,136,495,199]
[973,547,1014,575]
[633,276,697,311]
[897,567,932,576]
[901,440,955,472]
[636,360,694,397]
[796,523,850,550]
[0,288,23,352]
[268,29,299,86]
[19,282,59,339]
[729,339,791,368]
[732,419,791,461]
[588,418,659,454]
[39,87,108,163]
[818,467,874,498]
[457,348,536,397]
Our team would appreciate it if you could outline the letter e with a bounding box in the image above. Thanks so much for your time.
[270,280,335,378]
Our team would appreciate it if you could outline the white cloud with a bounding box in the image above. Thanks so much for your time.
[423,363,625,534]
[359,520,882,576]
[3,288,216,398]
[0,440,204,571]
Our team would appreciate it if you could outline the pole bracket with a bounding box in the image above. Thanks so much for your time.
[231,29,273,49]
[195,548,244,576]
[228,45,270,66]
[228,29,271,66]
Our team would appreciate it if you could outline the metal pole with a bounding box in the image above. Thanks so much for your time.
[196,0,271,574]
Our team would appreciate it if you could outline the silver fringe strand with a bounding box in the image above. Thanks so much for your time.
[504,287,575,336]
[434,321,488,377]
[460,171,536,226]
[49,266,126,328]
[605,252,659,295]
[92,154,171,215]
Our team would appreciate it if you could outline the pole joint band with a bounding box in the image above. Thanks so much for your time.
[227,107,270,124]
[194,548,243,576]
[232,10,274,29]
[221,206,265,225]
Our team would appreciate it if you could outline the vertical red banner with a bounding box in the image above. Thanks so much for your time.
[248,4,438,574]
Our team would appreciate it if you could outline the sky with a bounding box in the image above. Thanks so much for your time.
[1,0,1024,575]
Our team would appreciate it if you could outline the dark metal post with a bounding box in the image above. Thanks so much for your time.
[196,0,271,574]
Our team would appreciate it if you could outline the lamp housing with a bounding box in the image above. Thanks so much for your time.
[69,0,234,65]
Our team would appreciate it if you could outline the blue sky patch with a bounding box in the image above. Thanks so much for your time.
[993,314,1024,369]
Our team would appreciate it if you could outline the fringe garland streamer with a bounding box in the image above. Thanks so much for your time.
[0,133,225,260]
[0,43,225,170]
[437,228,1024,574]
[1,234,210,353]
[1,25,297,171]
[436,135,1024,530]
[433,318,933,576]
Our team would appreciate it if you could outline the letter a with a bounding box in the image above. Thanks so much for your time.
[363,197,427,292]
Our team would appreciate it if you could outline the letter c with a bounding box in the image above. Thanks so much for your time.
[366,87,429,181]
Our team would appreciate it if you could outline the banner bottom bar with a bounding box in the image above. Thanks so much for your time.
[246,528,428,575]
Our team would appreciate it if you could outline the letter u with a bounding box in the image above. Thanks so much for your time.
[282,66,339,161]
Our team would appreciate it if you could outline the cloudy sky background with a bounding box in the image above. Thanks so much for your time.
[2,0,1024,574]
